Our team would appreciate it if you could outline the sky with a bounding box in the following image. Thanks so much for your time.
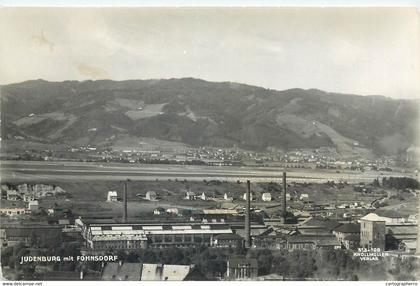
[0,7,419,99]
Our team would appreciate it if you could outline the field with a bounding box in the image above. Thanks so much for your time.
[1,160,412,183]
[1,160,417,218]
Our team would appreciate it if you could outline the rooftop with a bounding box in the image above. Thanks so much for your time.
[102,262,141,281]
[334,223,360,234]
[360,213,386,222]
[141,264,193,281]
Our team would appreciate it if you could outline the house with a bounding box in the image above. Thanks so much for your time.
[23,194,36,202]
[166,208,179,215]
[6,190,20,201]
[1,200,26,217]
[243,192,254,201]
[261,193,272,202]
[153,207,166,215]
[0,207,26,216]
[145,191,157,201]
[17,184,29,193]
[47,208,71,217]
[300,194,309,201]
[28,201,39,212]
[211,234,244,248]
[200,191,213,201]
[107,191,118,202]
[224,193,233,201]
[226,258,258,280]
[185,191,196,200]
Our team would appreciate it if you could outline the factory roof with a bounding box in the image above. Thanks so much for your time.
[299,217,342,233]
[334,223,360,234]
[286,235,340,245]
[343,234,360,242]
[213,233,243,240]
[360,213,387,222]
[89,223,232,236]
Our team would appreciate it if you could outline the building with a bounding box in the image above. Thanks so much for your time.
[166,208,179,215]
[243,192,254,201]
[28,201,39,212]
[1,224,62,247]
[87,225,148,251]
[300,194,309,201]
[83,222,233,250]
[107,191,118,202]
[286,235,341,251]
[33,184,54,193]
[0,207,26,217]
[153,207,166,215]
[17,184,29,193]
[360,213,386,251]
[252,235,287,250]
[145,191,157,201]
[261,193,272,202]
[6,190,20,201]
[375,210,408,224]
[203,209,238,215]
[200,192,213,201]
[333,223,360,249]
[211,233,243,248]
[226,258,258,280]
[185,191,196,200]
[23,194,36,202]
[298,217,342,236]
[223,193,233,201]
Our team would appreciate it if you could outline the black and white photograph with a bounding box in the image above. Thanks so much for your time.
[0,1,419,284]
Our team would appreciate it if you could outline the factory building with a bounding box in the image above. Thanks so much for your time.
[107,191,118,202]
[81,220,233,250]
[360,213,386,251]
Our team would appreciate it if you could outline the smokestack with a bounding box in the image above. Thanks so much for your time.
[245,180,251,248]
[123,181,127,223]
[283,172,287,223]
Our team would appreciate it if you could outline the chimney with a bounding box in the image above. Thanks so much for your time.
[283,172,287,223]
[123,181,127,223]
[245,180,251,248]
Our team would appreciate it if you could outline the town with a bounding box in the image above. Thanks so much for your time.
[1,170,419,281]
[3,141,418,173]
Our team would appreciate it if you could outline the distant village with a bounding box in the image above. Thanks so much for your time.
[4,142,418,173]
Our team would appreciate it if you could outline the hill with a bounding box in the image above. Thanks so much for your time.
[1,78,418,156]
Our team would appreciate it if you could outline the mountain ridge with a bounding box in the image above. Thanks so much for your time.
[1,78,418,157]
